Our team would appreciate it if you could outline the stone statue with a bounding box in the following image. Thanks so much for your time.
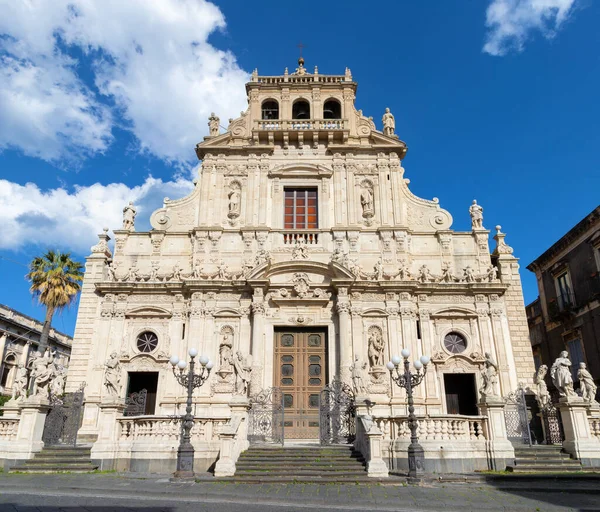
[216,261,229,280]
[208,112,220,136]
[30,349,55,397]
[368,330,385,368]
[479,352,499,398]
[534,365,550,408]
[485,265,498,282]
[233,351,251,396]
[219,332,234,373]
[171,262,182,281]
[104,352,121,398]
[374,258,384,280]
[292,239,309,260]
[360,185,374,216]
[228,187,241,216]
[350,356,368,394]
[469,200,484,230]
[331,246,348,266]
[148,261,160,282]
[550,351,576,398]
[123,264,139,282]
[11,364,28,401]
[439,262,456,283]
[122,201,137,231]
[417,265,433,283]
[106,262,116,281]
[382,107,395,137]
[462,266,476,283]
[578,363,597,403]
[50,368,66,397]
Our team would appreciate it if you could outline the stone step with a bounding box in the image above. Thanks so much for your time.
[514,458,576,465]
[236,464,366,472]
[236,469,368,476]
[238,455,365,463]
[507,465,587,473]
[212,476,383,484]
[18,459,95,466]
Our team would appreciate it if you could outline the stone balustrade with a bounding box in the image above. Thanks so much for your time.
[374,415,487,442]
[0,419,19,440]
[117,416,229,442]
[255,119,347,131]
[589,418,600,438]
[282,231,320,245]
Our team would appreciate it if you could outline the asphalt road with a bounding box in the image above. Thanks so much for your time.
[0,474,599,511]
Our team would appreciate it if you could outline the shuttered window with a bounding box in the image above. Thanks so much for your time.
[284,189,318,229]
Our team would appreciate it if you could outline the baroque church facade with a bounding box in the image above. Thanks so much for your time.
[66,60,536,474]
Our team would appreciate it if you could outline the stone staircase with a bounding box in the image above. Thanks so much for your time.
[506,446,584,473]
[215,444,373,483]
[9,446,99,473]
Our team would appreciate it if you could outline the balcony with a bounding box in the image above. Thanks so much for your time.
[255,119,347,131]
[282,231,319,245]
[548,291,576,321]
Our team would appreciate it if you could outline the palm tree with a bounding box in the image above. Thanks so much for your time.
[26,250,84,350]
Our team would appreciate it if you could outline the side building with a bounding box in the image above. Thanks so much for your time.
[0,304,72,397]
[526,206,600,398]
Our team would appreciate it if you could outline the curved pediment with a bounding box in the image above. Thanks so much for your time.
[431,307,477,318]
[125,306,172,318]
[247,260,355,281]
[268,163,333,179]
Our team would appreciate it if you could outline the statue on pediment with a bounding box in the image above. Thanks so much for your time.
[469,200,484,230]
[382,108,395,137]
[208,113,220,136]
[122,201,136,231]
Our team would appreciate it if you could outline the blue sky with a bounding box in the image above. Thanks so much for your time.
[0,0,598,337]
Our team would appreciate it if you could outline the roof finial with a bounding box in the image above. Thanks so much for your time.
[297,41,305,68]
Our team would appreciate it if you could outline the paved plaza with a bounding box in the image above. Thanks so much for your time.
[0,474,598,512]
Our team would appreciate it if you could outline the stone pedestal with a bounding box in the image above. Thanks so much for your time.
[557,397,600,466]
[13,397,51,459]
[91,400,126,470]
[365,425,389,478]
[1,398,22,418]
[214,396,250,477]
[478,397,515,470]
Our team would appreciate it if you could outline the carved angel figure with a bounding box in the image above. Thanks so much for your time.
[368,330,385,368]
[106,262,116,282]
[382,107,395,137]
[416,265,433,283]
[479,352,499,398]
[104,352,121,398]
[439,263,456,283]
[292,239,309,260]
[485,265,499,282]
[122,201,137,231]
[462,266,476,283]
[550,351,576,398]
[578,363,597,403]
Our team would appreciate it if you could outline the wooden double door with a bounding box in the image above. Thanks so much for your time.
[274,329,327,439]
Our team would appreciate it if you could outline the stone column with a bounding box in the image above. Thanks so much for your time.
[250,291,266,390]
[557,398,600,466]
[478,397,515,470]
[91,400,126,470]
[335,294,351,382]
[20,341,30,367]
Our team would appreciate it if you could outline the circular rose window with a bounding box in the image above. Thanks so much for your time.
[136,331,159,353]
[443,332,467,354]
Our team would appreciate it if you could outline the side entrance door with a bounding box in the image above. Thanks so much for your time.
[274,329,327,439]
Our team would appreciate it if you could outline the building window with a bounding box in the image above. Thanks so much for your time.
[292,100,310,120]
[555,271,574,310]
[567,338,585,381]
[284,189,318,229]
[136,331,158,353]
[323,99,341,119]
[443,332,467,354]
[261,100,279,120]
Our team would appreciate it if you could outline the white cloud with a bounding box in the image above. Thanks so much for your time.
[0,0,249,165]
[0,176,195,253]
[483,0,577,56]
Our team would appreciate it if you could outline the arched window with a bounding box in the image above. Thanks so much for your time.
[292,100,310,120]
[323,99,341,119]
[261,100,279,120]
[443,332,467,354]
[136,331,159,353]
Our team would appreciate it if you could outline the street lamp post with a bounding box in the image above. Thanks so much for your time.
[387,349,430,482]
[169,348,213,480]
